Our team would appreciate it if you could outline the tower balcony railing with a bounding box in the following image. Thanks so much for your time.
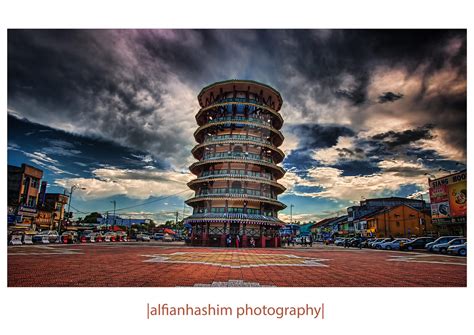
[197,188,277,199]
[203,152,273,163]
[186,193,287,209]
[212,97,268,109]
[201,170,273,180]
[204,134,272,146]
[207,115,273,127]
[197,98,284,126]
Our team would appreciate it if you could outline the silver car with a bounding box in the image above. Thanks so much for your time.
[32,230,59,244]
[379,238,411,250]
[426,236,462,251]
[448,242,467,256]
[432,238,467,254]
[373,238,393,249]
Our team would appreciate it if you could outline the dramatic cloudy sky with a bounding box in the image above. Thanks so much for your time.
[7,29,466,223]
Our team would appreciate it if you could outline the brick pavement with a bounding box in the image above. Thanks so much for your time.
[7,243,466,287]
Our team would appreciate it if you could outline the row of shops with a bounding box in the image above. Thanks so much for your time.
[312,170,467,239]
[8,164,70,234]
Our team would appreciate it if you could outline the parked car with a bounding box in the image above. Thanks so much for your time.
[9,233,24,245]
[432,237,467,254]
[334,238,346,246]
[61,231,78,244]
[103,232,117,242]
[163,233,175,242]
[116,231,128,242]
[379,238,411,250]
[92,232,104,242]
[368,238,385,248]
[153,233,164,241]
[447,242,467,256]
[360,238,375,248]
[426,236,462,252]
[373,238,393,249]
[400,237,435,251]
[136,233,151,242]
[79,230,94,243]
[33,230,59,244]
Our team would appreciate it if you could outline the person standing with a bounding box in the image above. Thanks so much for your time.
[236,235,240,248]
[309,234,313,247]
[250,236,255,248]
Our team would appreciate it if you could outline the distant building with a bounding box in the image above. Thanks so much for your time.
[348,197,428,235]
[43,193,69,229]
[364,204,433,238]
[35,209,53,230]
[98,215,147,227]
[8,164,43,228]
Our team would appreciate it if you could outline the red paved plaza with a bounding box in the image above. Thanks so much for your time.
[8,243,466,287]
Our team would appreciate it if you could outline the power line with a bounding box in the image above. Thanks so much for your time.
[111,189,192,212]
[67,189,193,215]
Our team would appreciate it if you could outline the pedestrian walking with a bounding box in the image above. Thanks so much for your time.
[250,236,255,248]
[236,235,240,248]
[226,235,232,248]
[309,234,313,247]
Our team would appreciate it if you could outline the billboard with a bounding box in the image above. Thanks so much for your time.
[429,170,466,223]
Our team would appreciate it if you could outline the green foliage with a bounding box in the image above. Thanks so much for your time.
[83,212,103,223]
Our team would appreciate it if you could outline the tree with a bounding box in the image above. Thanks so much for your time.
[83,212,103,224]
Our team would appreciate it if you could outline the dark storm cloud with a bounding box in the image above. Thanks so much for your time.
[332,160,381,177]
[288,124,355,149]
[371,124,434,148]
[8,29,466,172]
[377,92,404,103]
[335,89,366,105]
[7,115,167,174]
[283,123,356,172]
[283,149,320,172]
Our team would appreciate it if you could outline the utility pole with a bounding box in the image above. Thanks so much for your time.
[290,204,294,224]
[60,184,85,236]
[111,200,116,228]
[175,211,179,225]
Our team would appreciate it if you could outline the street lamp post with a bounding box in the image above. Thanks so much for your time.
[59,184,85,238]
[290,204,294,224]
[110,200,116,229]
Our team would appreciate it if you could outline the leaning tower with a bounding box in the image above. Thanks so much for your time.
[184,80,286,248]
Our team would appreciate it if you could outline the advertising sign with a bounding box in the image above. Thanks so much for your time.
[428,170,466,222]
[430,202,450,219]
[448,180,467,217]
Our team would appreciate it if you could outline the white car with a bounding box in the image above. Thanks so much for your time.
[379,238,411,250]
[136,233,151,242]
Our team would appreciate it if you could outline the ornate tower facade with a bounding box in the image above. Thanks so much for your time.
[185,80,286,248]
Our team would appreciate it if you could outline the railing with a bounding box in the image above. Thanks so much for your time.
[201,170,273,180]
[207,116,273,127]
[194,209,269,216]
[203,152,273,163]
[204,134,272,146]
[197,189,277,200]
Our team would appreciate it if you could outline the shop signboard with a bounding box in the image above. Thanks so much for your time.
[429,170,466,222]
